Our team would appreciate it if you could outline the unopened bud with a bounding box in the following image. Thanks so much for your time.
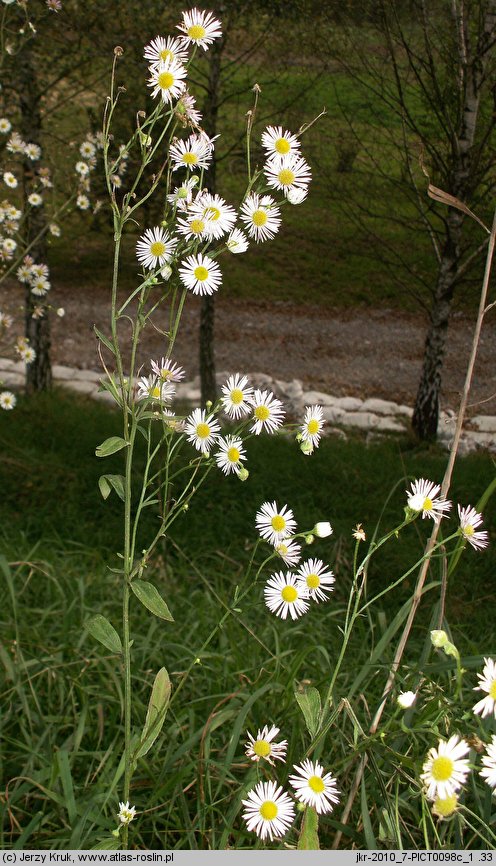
[114,46,124,56]
[305,534,315,545]
[300,439,313,456]
[238,467,249,482]
[430,629,448,648]
[314,521,333,538]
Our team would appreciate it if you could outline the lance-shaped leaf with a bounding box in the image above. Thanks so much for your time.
[297,806,320,850]
[85,614,122,654]
[295,686,322,738]
[136,667,171,759]
[98,474,125,501]
[95,436,128,458]
[131,580,174,621]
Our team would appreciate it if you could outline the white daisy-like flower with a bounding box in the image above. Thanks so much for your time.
[420,735,470,801]
[17,263,33,283]
[287,187,308,205]
[150,357,185,382]
[177,8,222,50]
[75,160,90,176]
[214,435,246,476]
[264,153,311,198]
[25,142,41,161]
[80,140,96,159]
[136,226,178,271]
[245,725,287,765]
[221,373,254,419]
[166,177,198,211]
[191,192,236,240]
[256,501,297,545]
[7,132,26,154]
[300,405,324,449]
[31,276,51,296]
[289,759,340,814]
[406,478,452,522]
[296,558,335,603]
[56,307,65,317]
[147,57,187,104]
[169,133,213,171]
[136,374,175,404]
[3,172,17,188]
[480,735,496,788]
[117,801,136,825]
[240,193,281,243]
[2,237,16,254]
[28,193,43,207]
[31,263,49,279]
[0,118,12,134]
[19,345,36,363]
[261,125,301,158]
[458,504,489,550]
[473,657,496,718]
[274,539,302,567]
[432,793,459,819]
[176,91,202,127]
[143,35,189,66]
[179,252,222,296]
[176,212,208,240]
[250,389,285,435]
[76,194,90,210]
[49,223,61,237]
[0,312,13,329]
[397,691,416,709]
[0,390,16,410]
[242,780,294,842]
[226,227,249,254]
[265,571,309,620]
[185,407,220,455]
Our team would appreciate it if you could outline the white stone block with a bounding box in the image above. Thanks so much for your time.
[301,390,337,406]
[0,371,24,387]
[362,398,403,415]
[471,415,496,433]
[375,416,407,433]
[333,396,363,411]
[340,411,379,429]
[53,364,76,380]
[59,379,96,395]
[322,405,345,423]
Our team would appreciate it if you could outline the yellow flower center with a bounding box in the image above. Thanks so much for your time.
[182,152,198,165]
[278,168,295,186]
[150,385,161,399]
[489,680,496,700]
[160,48,174,61]
[275,137,290,154]
[306,573,320,589]
[433,794,458,818]
[227,447,240,463]
[423,497,433,511]
[271,515,286,532]
[252,209,267,227]
[308,775,325,793]
[259,801,278,821]
[281,586,297,603]
[196,422,210,439]
[255,405,270,421]
[464,524,475,536]
[307,419,320,435]
[194,265,209,281]
[205,205,221,221]
[431,756,454,782]
[150,241,166,258]
[160,369,171,380]
[187,24,206,40]
[158,71,175,90]
[253,739,271,757]
[190,218,205,234]
[230,388,243,404]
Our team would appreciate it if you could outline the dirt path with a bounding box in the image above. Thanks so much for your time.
[2,281,495,415]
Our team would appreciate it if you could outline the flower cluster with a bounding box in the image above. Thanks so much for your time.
[406,478,489,549]
[242,724,339,841]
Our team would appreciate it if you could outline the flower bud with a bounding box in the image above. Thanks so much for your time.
[430,629,448,648]
[314,521,333,538]
[237,467,249,482]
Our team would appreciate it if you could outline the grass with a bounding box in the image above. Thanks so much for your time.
[1,391,495,849]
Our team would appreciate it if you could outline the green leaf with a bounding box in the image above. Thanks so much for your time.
[295,685,322,738]
[361,774,377,849]
[91,837,121,850]
[131,580,174,621]
[99,474,125,501]
[297,806,320,850]
[95,436,128,458]
[136,667,171,759]
[94,326,116,356]
[85,614,122,654]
